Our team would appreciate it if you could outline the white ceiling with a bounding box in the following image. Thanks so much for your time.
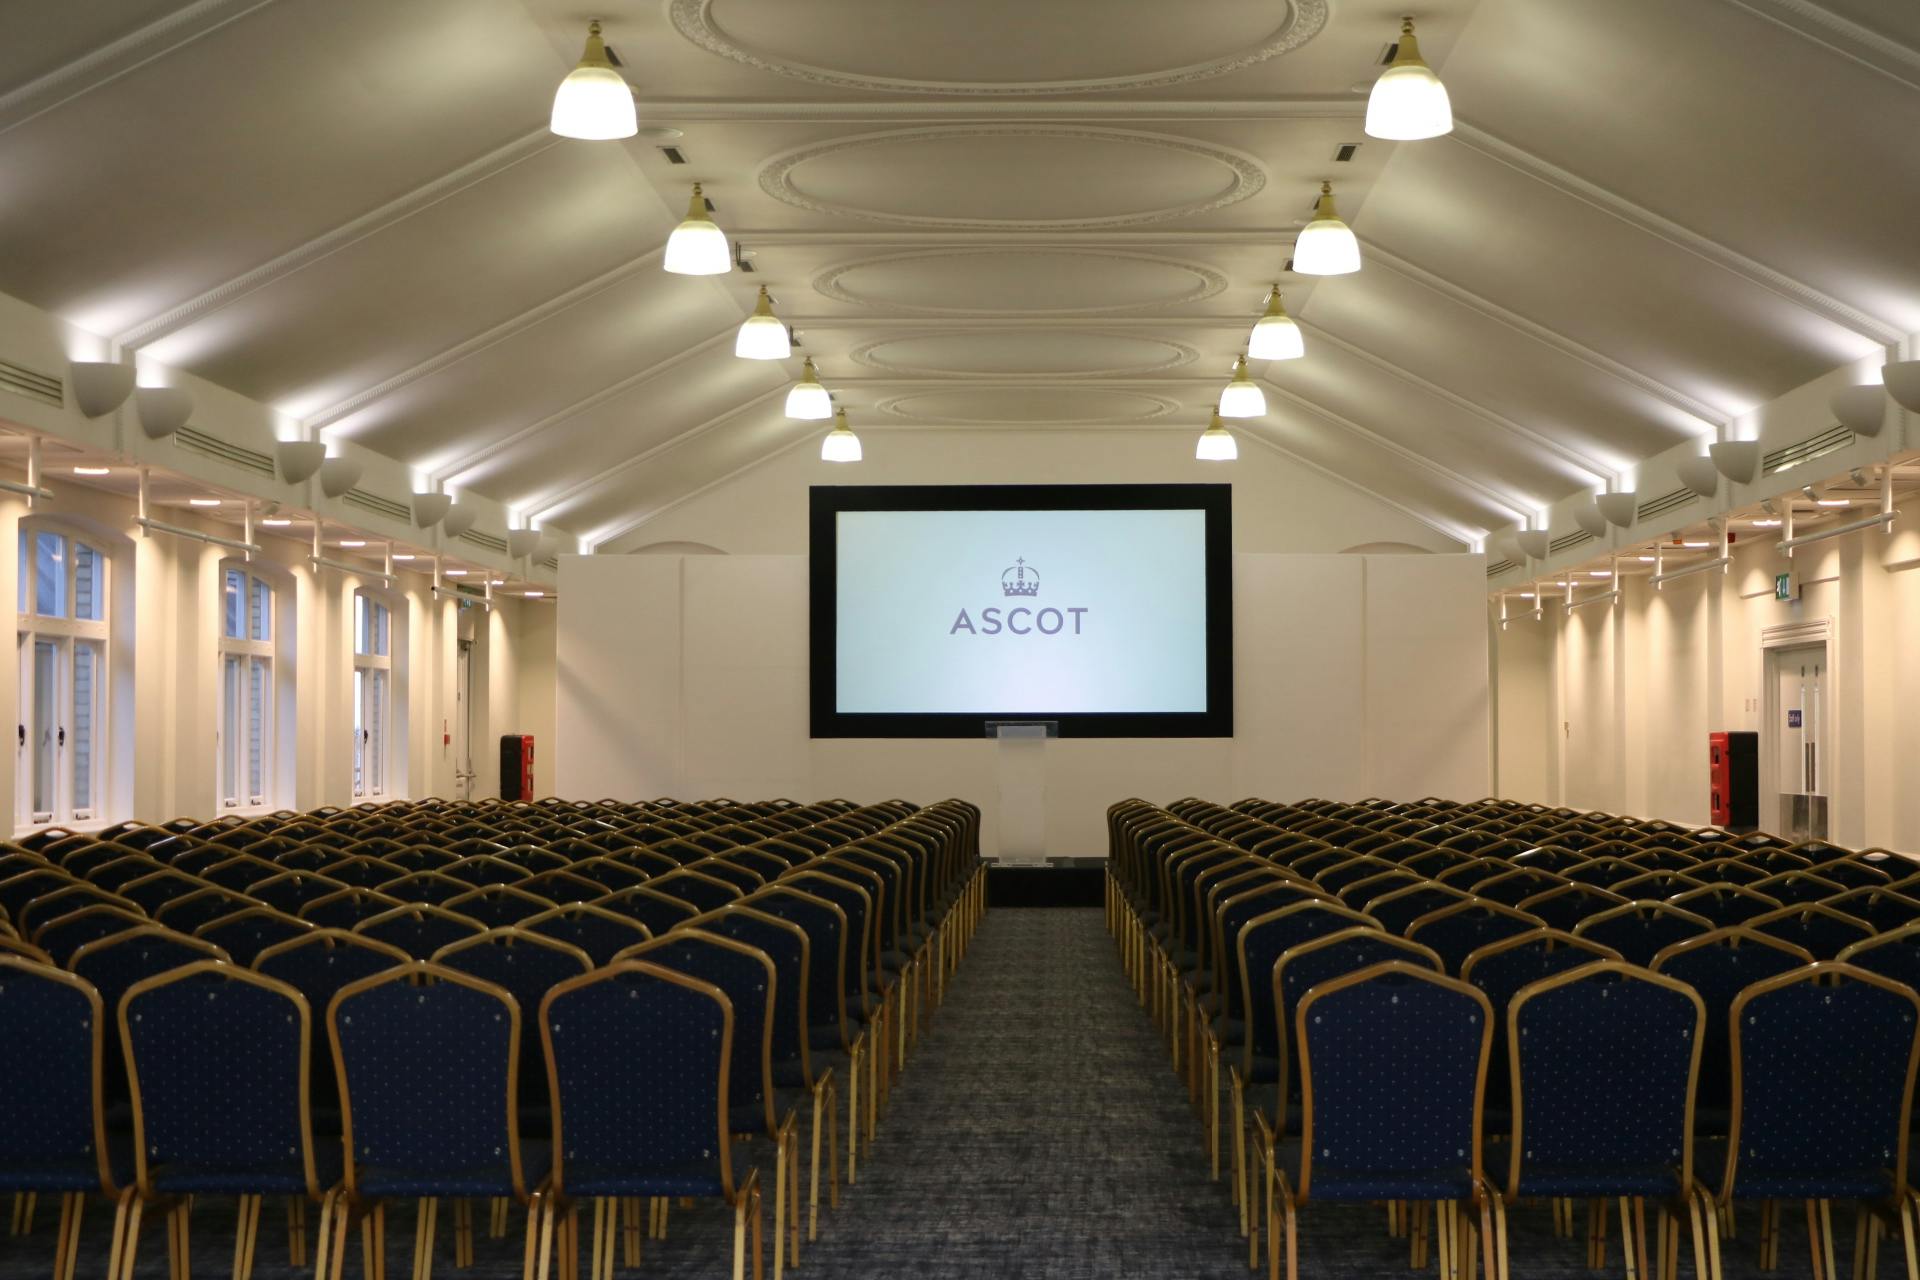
[1,0,1914,546]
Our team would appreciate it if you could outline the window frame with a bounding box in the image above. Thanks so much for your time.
[217,563,277,813]
[16,524,111,829]
[352,589,394,801]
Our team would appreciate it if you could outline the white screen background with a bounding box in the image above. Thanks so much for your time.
[834,507,1211,715]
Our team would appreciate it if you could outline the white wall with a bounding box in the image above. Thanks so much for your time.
[599,427,1466,556]
[0,473,557,831]
[1492,492,1920,852]
[557,551,1490,858]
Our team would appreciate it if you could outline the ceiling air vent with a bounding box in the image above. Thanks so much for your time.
[342,488,410,523]
[1332,142,1361,162]
[1486,559,1517,577]
[1636,487,1696,523]
[1549,530,1595,555]
[459,529,509,555]
[602,43,624,68]
[0,357,63,408]
[172,426,275,477]
[1764,425,1853,476]
[659,145,687,165]
[1378,41,1401,65]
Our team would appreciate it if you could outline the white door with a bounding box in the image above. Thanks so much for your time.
[454,635,475,800]
[1766,642,1827,840]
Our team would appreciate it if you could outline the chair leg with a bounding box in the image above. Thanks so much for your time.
[533,1196,557,1280]
[773,1130,788,1280]
[753,1187,765,1280]
[1278,1173,1299,1280]
[1899,1196,1918,1280]
[1230,1069,1246,1233]
[410,1197,438,1280]
[1208,1035,1221,1184]
[630,1197,648,1269]
[519,1195,543,1280]
[50,1192,83,1280]
[1820,1199,1838,1280]
[168,1198,193,1280]
[732,1195,746,1280]
[810,1082,826,1240]
[313,1193,337,1280]
[789,1123,802,1270]
[827,1078,841,1212]
[233,1193,262,1280]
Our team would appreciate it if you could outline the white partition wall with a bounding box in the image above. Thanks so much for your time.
[558,551,1490,857]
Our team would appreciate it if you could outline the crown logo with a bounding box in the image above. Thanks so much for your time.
[1000,557,1040,598]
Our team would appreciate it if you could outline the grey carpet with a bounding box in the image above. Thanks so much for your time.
[0,909,1863,1278]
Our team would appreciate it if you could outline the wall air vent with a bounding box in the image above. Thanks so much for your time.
[1486,559,1517,577]
[0,357,64,408]
[537,555,559,571]
[459,529,509,555]
[342,488,410,523]
[1549,530,1595,555]
[659,145,687,165]
[172,426,275,477]
[1764,425,1853,476]
[1636,487,1696,523]
[1332,143,1361,162]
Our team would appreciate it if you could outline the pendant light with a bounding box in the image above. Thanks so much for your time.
[1293,182,1361,276]
[786,357,832,419]
[664,183,731,275]
[821,408,862,463]
[550,21,637,141]
[735,286,792,359]
[1196,407,1237,462]
[1218,354,1265,418]
[1365,18,1452,140]
[1247,286,1304,361]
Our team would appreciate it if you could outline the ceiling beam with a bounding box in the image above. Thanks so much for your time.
[1256,378,1538,523]
[1231,428,1483,549]
[1451,119,1906,346]
[1358,242,1735,432]
[1296,320,1619,483]
[1716,0,1920,94]
[433,325,740,486]
[118,125,557,348]
[521,384,791,520]
[732,230,1305,246]
[631,97,1363,122]
[302,246,665,433]
[0,0,282,137]
[590,431,824,553]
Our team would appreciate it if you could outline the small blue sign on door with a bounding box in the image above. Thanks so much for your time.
[1788,709,1803,728]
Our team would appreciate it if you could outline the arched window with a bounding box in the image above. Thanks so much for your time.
[17,524,109,825]
[218,563,277,811]
[352,589,393,799]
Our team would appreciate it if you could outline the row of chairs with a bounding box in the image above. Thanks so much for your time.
[1106,795,1920,1280]
[0,795,984,1280]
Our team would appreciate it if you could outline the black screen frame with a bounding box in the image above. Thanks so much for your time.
[809,483,1233,739]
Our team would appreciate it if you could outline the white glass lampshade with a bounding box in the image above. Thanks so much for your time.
[1247,288,1304,361]
[1293,182,1361,276]
[786,357,833,419]
[821,410,862,463]
[550,22,637,140]
[664,183,731,276]
[1196,410,1237,462]
[1365,19,1452,140]
[1218,354,1266,418]
[735,286,792,359]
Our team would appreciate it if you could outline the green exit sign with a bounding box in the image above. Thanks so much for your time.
[1775,572,1797,601]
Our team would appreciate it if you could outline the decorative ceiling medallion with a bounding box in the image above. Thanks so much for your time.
[875,387,1184,427]
[669,0,1328,95]
[813,249,1228,316]
[760,125,1265,229]
[848,331,1200,380]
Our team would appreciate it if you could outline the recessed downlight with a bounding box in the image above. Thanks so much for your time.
[72,466,111,476]
[188,497,221,507]
[443,569,469,577]
[260,518,293,527]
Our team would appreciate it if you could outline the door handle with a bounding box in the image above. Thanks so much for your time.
[57,727,65,749]
[15,725,22,748]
